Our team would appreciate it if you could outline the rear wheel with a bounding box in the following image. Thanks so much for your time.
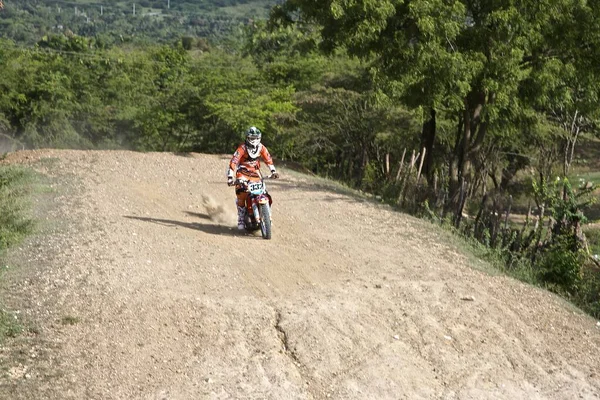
[259,204,272,240]
[244,214,259,233]
[243,205,258,232]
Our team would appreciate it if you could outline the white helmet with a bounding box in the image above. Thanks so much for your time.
[245,126,262,157]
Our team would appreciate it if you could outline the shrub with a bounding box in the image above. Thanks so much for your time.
[536,236,584,293]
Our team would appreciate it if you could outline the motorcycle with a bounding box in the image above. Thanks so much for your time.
[236,172,275,240]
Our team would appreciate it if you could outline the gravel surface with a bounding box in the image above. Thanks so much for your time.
[1,149,599,400]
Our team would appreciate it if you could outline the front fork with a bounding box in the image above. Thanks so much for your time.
[252,202,261,223]
[252,195,270,223]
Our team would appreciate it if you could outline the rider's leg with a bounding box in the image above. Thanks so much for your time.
[235,191,248,230]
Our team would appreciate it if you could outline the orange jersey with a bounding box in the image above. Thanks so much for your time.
[229,144,274,178]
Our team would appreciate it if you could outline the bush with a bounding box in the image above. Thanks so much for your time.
[536,236,584,293]
[181,36,194,50]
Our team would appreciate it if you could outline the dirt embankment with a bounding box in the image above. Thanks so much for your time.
[1,149,599,400]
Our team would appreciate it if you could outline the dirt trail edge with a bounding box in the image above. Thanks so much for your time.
[1,150,599,400]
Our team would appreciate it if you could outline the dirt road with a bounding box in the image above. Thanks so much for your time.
[1,150,599,399]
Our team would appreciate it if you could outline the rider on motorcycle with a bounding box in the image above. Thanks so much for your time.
[227,126,279,230]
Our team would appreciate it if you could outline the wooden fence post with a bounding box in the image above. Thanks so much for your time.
[395,148,407,182]
[416,147,426,184]
[385,152,390,178]
[409,150,417,174]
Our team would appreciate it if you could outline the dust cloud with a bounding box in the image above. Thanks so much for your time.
[201,194,236,225]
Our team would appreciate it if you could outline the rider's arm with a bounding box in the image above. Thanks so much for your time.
[260,146,277,174]
[227,145,246,179]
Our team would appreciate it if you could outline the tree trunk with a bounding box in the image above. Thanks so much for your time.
[358,146,369,184]
[452,105,473,224]
[563,110,581,177]
[446,116,463,214]
[447,91,490,224]
[420,107,436,185]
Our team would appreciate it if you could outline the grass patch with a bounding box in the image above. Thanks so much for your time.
[61,315,80,325]
[0,166,36,253]
[0,309,22,341]
[585,226,600,256]
[571,171,600,186]
[573,135,600,171]
[435,222,540,283]
[0,165,38,343]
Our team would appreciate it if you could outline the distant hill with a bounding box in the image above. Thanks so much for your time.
[0,0,283,46]
[35,0,282,18]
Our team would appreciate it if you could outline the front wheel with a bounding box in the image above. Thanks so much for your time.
[259,203,272,240]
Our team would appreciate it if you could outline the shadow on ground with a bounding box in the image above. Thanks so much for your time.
[183,211,212,220]
[125,215,238,236]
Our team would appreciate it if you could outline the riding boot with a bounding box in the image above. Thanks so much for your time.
[237,205,246,230]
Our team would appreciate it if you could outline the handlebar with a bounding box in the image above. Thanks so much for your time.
[234,173,278,186]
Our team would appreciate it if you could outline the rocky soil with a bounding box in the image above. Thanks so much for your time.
[0,149,599,400]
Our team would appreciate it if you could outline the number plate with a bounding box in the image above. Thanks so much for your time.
[248,182,263,192]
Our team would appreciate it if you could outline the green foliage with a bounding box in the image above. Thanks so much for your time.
[184,49,296,153]
[276,0,600,224]
[0,166,35,252]
[0,0,281,46]
[244,22,326,90]
[537,177,596,239]
[536,236,584,292]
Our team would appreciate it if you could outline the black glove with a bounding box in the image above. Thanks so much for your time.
[271,171,279,179]
[227,177,234,186]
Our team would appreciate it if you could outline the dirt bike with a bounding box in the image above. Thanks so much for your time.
[236,173,275,240]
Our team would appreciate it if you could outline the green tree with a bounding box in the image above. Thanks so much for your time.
[186,50,296,154]
[273,0,600,221]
